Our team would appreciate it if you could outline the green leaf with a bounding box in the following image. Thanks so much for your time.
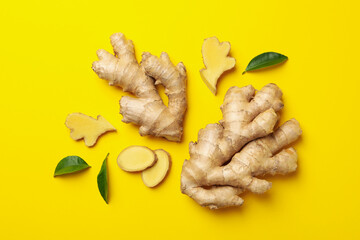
[243,52,288,74]
[97,153,109,204]
[54,156,90,177]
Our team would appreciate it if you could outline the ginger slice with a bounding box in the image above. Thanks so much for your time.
[200,37,236,95]
[117,146,157,172]
[142,149,171,187]
[65,113,116,147]
[180,83,302,209]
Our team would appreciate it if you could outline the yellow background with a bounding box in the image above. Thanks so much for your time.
[1,0,359,239]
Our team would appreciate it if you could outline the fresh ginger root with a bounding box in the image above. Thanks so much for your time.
[180,83,302,209]
[117,146,157,172]
[200,37,236,95]
[142,149,171,187]
[92,33,187,142]
[65,113,116,147]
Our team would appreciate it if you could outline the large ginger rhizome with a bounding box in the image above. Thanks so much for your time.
[181,83,302,209]
[92,33,187,142]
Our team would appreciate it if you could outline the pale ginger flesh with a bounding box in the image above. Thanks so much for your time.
[65,113,116,147]
[200,37,235,95]
[142,149,171,187]
[92,33,187,142]
[117,146,157,172]
[180,83,302,209]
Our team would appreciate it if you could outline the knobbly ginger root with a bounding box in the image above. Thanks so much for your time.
[65,113,116,147]
[200,37,235,95]
[117,146,157,172]
[142,149,171,187]
[92,33,187,142]
[180,83,302,209]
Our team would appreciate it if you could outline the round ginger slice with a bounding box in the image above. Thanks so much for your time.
[142,149,171,187]
[117,146,156,172]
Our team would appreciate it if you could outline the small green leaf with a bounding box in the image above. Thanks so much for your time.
[54,156,90,177]
[97,153,109,204]
[243,52,288,74]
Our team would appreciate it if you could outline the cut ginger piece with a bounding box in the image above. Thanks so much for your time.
[142,149,171,187]
[117,146,157,172]
[65,113,116,147]
[200,37,236,95]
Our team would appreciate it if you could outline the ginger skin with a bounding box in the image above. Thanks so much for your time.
[180,83,302,209]
[92,33,187,142]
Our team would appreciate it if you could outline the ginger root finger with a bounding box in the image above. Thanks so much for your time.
[142,149,171,187]
[65,113,116,147]
[117,146,157,172]
[184,186,244,210]
[205,119,301,188]
[200,37,235,95]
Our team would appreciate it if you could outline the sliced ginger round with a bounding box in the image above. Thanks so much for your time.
[117,146,156,172]
[142,149,171,187]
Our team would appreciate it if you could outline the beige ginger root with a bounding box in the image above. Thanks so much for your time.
[117,146,157,172]
[65,113,116,147]
[92,33,187,142]
[180,83,302,209]
[142,149,171,187]
[200,37,236,95]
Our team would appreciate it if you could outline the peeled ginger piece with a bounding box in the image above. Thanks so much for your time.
[142,149,171,187]
[200,37,235,95]
[65,113,116,147]
[117,146,157,172]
